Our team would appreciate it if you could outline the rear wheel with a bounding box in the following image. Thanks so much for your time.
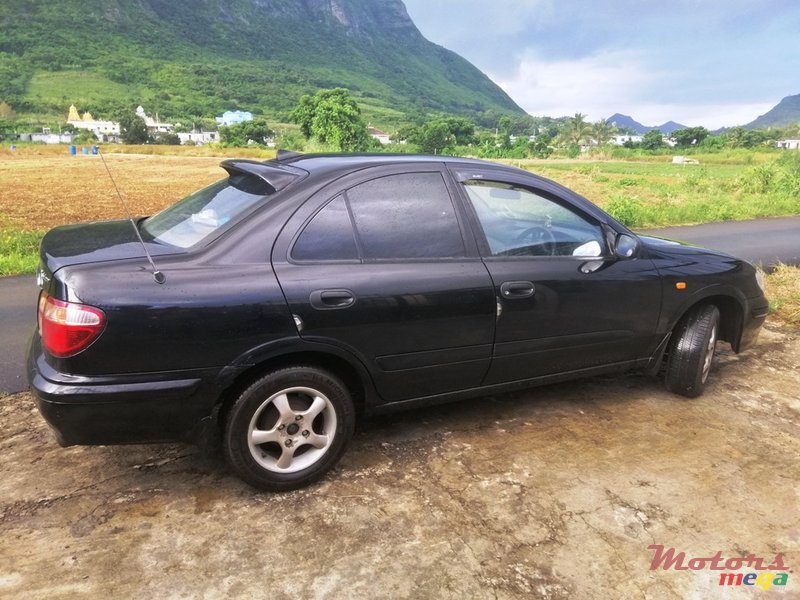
[223,366,355,491]
[664,304,720,398]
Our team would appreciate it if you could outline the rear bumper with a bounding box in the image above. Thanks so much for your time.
[27,336,221,446]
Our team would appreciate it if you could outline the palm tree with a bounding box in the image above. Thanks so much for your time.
[562,113,592,146]
[592,119,617,146]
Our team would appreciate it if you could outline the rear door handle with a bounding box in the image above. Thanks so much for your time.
[309,289,356,310]
[499,281,535,299]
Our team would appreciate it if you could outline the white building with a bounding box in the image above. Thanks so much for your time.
[18,131,75,144]
[136,106,174,133]
[177,131,220,145]
[368,126,391,145]
[611,135,644,146]
[776,139,800,150]
[67,104,120,139]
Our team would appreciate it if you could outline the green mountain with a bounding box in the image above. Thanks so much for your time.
[0,0,524,127]
[745,94,800,129]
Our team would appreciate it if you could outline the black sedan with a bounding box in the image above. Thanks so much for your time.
[27,152,768,491]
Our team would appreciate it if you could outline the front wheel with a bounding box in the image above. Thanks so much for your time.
[223,366,355,491]
[664,304,720,398]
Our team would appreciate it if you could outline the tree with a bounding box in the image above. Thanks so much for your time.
[671,126,709,148]
[289,88,369,152]
[153,132,181,145]
[563,113,592,145]
[592,119,616,146]
[497,115,512,149]
[527,136,554,159]
[641,129,665,151]
[0,101,16,119]
[440,116,476,145]
[402,116,477,154]
[724,127,770,149]
[0,118,15,140]
[725,127,747,149]
[116,110,150,144]
[73,129,98,145]
[408,121,455,154]
[220,118,274,147]
[290,94,317,139]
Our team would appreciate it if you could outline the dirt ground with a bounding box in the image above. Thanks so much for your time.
[1,323,798,599]
[0,153,222,231]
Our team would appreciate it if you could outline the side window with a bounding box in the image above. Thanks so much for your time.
[347,172,466,259]
[463,180,605,258]
[292,196,358,261]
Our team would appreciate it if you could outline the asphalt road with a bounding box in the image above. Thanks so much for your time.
[1,217,797,394]
[0,274,36,394]
[640,216,800,268]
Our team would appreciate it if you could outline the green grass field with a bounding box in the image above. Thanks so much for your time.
[511,153,800,227]
[0,227,40,276]
[2,147,799,277]
[2,146,799,327]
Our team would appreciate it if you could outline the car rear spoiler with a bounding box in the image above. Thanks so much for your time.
[220,159,307,193]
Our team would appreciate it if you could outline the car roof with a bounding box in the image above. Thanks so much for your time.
[261,152,617,224]
[271,152,528,177]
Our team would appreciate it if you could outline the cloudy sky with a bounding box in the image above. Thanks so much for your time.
[401,0,799,128]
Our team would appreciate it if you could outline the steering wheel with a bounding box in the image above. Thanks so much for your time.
[515,226,556,256]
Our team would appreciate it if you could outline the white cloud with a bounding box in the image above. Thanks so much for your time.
[491,51,774,128]
[492,51,658,120]
[405,0,553,40]
[403,0,798,129]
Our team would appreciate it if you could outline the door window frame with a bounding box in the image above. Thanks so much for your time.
[282,164,483,265]
[450,168,612,261]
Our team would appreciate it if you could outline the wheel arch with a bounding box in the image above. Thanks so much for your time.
[705,295,744,351]
[670,293,745,351]
[215,349,374,435]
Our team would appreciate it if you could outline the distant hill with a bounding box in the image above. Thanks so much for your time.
[0,0,524,126]
[745,94,800,129]
[606,114,687,135]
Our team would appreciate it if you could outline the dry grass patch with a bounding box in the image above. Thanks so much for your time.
[766,264,800,327]
[1,153,225,230]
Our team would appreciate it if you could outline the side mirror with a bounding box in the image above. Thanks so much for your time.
[614,233,639,259]
[572,240,603,258]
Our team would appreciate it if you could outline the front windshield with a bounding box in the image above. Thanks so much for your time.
[141,173,272,248]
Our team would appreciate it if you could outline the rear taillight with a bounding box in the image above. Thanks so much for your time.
[38,292,106,358]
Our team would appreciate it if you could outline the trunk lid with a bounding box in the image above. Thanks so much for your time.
[39,219,177,275]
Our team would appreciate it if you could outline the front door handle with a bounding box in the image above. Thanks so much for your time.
[499,281,535,299]
[309,289,356,310]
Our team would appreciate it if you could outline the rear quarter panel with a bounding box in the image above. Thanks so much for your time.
[47,258,297,376]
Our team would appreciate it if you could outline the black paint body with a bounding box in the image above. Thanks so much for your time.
[27,154,769,446]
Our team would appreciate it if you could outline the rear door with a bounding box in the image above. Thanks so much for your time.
[272,164,496,403]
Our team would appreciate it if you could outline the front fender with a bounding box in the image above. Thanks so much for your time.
[658,282,748,350]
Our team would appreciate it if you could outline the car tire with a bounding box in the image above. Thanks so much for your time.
[664,304,720,398]
[223,366,355,491]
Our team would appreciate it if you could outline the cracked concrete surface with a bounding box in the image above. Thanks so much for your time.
[1,324,798,599]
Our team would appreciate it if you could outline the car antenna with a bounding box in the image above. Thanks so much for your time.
[97,150,166,284]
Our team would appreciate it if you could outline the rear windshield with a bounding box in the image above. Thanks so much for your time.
[141,173,272,248]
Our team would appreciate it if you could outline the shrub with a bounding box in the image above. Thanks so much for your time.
[737,163,778,193]
[606,195,644,227]
[683,168,710,191]
[564,143,581,158]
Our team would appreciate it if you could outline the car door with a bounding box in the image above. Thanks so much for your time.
[272,165,496,403]
[452,168,662,385]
